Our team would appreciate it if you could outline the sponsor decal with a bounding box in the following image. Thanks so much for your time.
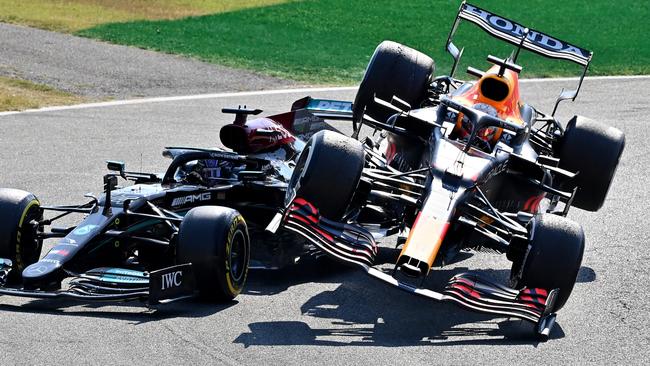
[251,126,294,147]
[40,258,61,265]
[310,100,353,113]
[459,3,590,65]
[161,270,183,290]
[224,215,246,295]
[98,268,149,284]
[292,113,323,134]
[209,151,241,160]
[294,117,328,133]
[104,268,146,277]
[171,192,212,207]
[48,248,69,257]
[73,224,98,236]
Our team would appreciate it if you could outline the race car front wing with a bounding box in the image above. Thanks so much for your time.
[0,260,196,305]
[269,197,559,339]
[278,197,378,268]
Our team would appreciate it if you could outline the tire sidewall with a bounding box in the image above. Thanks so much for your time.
[285,131,365,220]
[218,214,249,299]
[353,41,434,125]
[0,189,43,283]
[512,214,584,311]
[177,207,250,302]
[559,116,625,211]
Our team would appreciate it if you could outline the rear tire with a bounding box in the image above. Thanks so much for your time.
[558,116,625,211]
[511,214,584,311]
[0,188,43,283]
[353,41,434,126]
[177,206,250,301]
[286,130,365,220]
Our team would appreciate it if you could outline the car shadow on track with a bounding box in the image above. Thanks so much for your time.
[0,249,595,331]
[0,298,237,324]
[237,254,596,347]
[245,257,357,296]
[244,246,596,296]
[236,271,563,347]
[243,246,442,296]
[0,254,351,323]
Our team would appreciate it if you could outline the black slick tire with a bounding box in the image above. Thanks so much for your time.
[511,214,585,311]
[353,41,434,125]
[286,130,365,220]
[0,188,43,284]
[558,116,625,211]
[177,206,250,302]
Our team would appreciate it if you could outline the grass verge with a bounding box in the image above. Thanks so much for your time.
[0,0,290,32]
[0,77,84,112]
[76,0,649,84]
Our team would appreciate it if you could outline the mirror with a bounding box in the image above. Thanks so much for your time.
[106,160,125,176]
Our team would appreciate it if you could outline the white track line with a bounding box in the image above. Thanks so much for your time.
[0,75,647,117]
[520,74,650,83]
[0,86,357,117]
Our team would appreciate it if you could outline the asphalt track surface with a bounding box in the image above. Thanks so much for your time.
[0,23,296,99]
[0,77,648,364]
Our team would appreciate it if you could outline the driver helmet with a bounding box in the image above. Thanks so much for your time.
[451,65,524,148]
[456,102,501,144]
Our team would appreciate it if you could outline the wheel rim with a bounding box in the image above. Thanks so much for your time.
[229,230,247,283]
[17,204,42,270]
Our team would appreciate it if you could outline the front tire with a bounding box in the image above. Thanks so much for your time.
[177,206,250,301]
[0,188,43,283]
[286,130,365,220]
[510,214,584,311]
[353,41,434,126]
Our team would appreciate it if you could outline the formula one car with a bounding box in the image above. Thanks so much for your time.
[0,111,296,304]
[0,165,256,304]
[0,97,354,305]
[266,2,625,339]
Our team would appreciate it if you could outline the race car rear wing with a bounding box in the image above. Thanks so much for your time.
[291,96,353,120]
[446,2,593,114]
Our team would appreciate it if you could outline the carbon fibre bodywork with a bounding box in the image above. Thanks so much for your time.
[265,2,623,340]
[0,103,333,303]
